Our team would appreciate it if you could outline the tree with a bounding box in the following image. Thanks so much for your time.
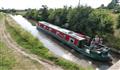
[24,9,42,20]
[114,4,120,13]
[40,5,49,21]
[88,9,114,36]
[117,14,120,28]
[99,4,106,9]
[48,6,68,26]
[107,0,117,9]
[67,6,93,35]
[107,0,120,13]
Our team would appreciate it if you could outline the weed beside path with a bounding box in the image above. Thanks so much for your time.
[0,41,15,70]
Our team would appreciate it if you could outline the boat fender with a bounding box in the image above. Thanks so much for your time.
[86,49,90,54]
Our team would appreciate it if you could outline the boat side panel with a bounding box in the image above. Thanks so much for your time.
[38,22,79,46]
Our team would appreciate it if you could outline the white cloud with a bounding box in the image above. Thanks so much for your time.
[0,0,112,9]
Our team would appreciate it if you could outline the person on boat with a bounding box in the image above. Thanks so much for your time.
[94,35,101,45]
[99,38,103,44]
[90,35,101,48]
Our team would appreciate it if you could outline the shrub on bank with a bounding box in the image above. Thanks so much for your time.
[105,34,120,50]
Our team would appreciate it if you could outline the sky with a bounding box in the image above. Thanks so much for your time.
[0,0,112,9]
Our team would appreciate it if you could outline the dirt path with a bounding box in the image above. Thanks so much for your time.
[0,14,63,70]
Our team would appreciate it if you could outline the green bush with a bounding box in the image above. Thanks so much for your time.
[105,34,120,50]
[54,58,84,70]
[28,19,36,26]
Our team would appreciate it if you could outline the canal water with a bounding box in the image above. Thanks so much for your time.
[10,15,114,70]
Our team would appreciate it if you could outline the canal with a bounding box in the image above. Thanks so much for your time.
[10,15,120,70]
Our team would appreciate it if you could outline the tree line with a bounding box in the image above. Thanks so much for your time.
[23,3,120,50]
[24,5,120,37]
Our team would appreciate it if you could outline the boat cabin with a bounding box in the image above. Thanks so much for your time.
[37,21,89,47]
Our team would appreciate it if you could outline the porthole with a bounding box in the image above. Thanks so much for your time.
[69,38,74,43]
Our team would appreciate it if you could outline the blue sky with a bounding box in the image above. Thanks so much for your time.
[0,0,112,9]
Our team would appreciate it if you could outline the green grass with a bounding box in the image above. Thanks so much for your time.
[105,34,120,50]
[0,12,3,19]
[5,16,87,70]
[0,41,15,70]
[27,19,36,26]
[0,13,15,70]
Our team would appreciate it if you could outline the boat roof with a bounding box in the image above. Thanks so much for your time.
[39,21,85,41]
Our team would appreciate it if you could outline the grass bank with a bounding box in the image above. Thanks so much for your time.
[0,13,15,70]
[27,19,36,26]
[105,34,120,50]
[5,16,88,70]
[0,33,44,70]
[0,12,3,19]
[0,41,15,70]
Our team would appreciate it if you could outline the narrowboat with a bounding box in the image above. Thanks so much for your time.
[36,21,112,61]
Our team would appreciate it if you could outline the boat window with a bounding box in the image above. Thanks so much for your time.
[46,27,49,30]
[69,38,74,43]
[68,31,73,34]
[41,25,44,28]
[49,28,52,31]
[44,26,46,28]
[56,32,59,35]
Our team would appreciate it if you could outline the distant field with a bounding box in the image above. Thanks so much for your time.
[16,11,27,16]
